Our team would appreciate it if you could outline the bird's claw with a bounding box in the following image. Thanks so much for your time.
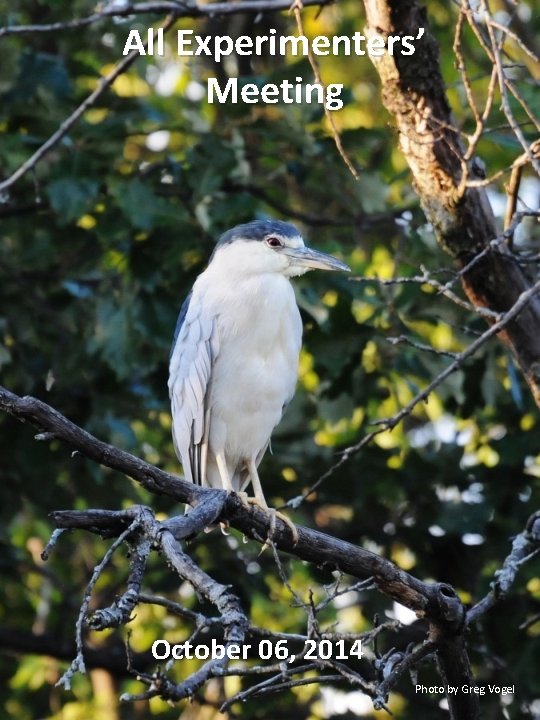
[260,507,299,552]
[235,492,299,548]
[271,508,299,546]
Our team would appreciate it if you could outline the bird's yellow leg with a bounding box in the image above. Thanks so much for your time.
[215,451,233,492]
[247,459,268,509]
[213,452,232,534]
[246,459,299,546]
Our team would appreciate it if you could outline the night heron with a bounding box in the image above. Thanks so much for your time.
[169,219,350,512]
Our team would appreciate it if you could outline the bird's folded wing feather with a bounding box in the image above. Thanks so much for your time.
[168,291,218,485]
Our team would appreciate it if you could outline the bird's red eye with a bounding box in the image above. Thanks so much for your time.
[266,236,283,248]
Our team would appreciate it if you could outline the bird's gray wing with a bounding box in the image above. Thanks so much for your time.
[170,291,192,358]
[168,291,218,486]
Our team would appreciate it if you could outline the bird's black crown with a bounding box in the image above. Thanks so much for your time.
[217,220,301,247]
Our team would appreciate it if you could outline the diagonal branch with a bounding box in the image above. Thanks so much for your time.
[0,382,453,616]
[0,16,178,197]
[45,504,249,702]
[467,511,540,624]
[290,270,540,504]
[56,514,144,690]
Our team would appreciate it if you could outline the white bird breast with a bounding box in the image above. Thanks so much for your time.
[201,269,302,457]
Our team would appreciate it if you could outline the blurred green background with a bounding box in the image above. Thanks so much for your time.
[1,0,539,718]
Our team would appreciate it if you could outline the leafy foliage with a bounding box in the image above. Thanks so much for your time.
[0,1,539,719]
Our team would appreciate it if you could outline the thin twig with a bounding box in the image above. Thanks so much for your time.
[0,16,176,197]
[290,0,359,180]
[454,7,480,125]
[354,267,502,319]
[483,7,540,164]
[363,277,540,430]
[56,517,141,689]
[386,335,458,359]
[467,511,540,624]
[465,142,539,189]
[504,163,524,246]
[288,271,540,506]
[488,19,540,64]
[373,640,436,709]
[463,3,540,175]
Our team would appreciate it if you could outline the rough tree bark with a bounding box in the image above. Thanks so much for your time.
[362,0,540,407]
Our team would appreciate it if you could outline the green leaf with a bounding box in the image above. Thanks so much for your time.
[110,178,171,230]
[46,178,99,223]
[87,296,132,379]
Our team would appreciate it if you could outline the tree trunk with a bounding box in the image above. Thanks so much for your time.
[362,0,540,407]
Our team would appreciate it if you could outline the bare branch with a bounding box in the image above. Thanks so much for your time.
[0,16,178,197]
[373,641,435,710]
[504,163,524,246]
[354,265,503,319]
[125,529,248,702]
[88,534,151,631]
[222,672,344,707]
[0,0,332,37]
[55,514,143,690]
[467,511,540,624]
[462,2,540,174]
[4,385,535,712]
[138,592,221,626]
[0,383,440,612]
[482,4,540,174]
[366,275,540,428]
[453,7,481,126]
[289,267,540,504]
[465,141,539,189]
[362,0,540,407]
[291,0,359,180]
[488,19,540,64]
[386,334,458,359]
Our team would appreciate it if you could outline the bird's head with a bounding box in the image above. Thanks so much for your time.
[211,220,350,278]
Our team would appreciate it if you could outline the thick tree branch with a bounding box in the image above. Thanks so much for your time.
[1,385,538,713]
[2,380,538,626]
[0,384,435,612]
[0,386,198,500]
[435,634,480,720]
[0,384,475,667]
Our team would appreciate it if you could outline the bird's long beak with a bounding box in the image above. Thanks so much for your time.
[283,246,351,272]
